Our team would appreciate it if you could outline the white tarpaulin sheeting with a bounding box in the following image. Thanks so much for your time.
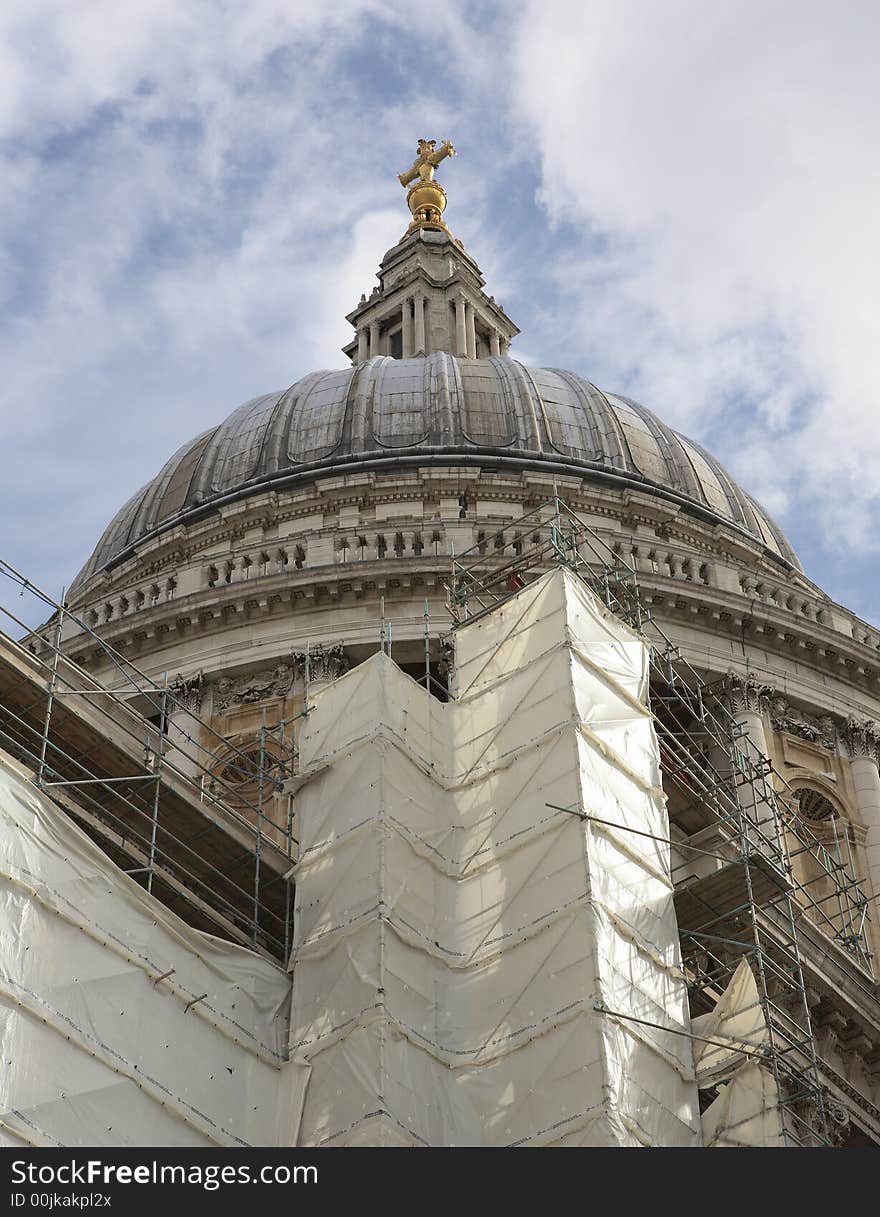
[0,754,306,1147]
[701,1064,784,1147]
[692,958,768,1084]
[290,568,701,1146]
[693,958,784,1147]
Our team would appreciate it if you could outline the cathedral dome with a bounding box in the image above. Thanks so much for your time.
[70,353,798,594]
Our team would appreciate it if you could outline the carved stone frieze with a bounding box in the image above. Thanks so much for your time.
[769,695,838,750]
[212,663,295,712]
[205,650,350,711]
[825,1099,853,1146]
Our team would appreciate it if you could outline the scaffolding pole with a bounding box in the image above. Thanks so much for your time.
[0,560,309,964]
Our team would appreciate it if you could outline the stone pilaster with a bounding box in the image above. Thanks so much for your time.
[413,294,426,355]
[454,295,467,357]
[844,719,880,917]
[709,673,778,852]
[401,297,413,357]
[712,672,774,772]
[165,670,206,778]
[465,299,476,358]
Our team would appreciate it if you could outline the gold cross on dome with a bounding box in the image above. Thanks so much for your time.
[398,138,456,187]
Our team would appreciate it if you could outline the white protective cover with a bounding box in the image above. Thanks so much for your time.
[701,1064,784,1147]
[290,567,700,1146]
[0,754,305,1147]
[693,958,784,1147]
[691,958,768,1084]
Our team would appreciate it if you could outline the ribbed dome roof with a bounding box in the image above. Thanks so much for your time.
[71,354,798,593]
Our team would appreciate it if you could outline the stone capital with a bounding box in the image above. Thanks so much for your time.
[844,717,880,763]
[716,671,773,717]
[169,670,205,715]
[291,642,349,683]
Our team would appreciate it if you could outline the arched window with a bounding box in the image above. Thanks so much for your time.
[788,783,860,953]
[209,736,293,851]
[795,787,838,821]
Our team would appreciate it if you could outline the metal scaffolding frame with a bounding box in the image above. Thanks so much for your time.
[444,496,875,1147]
[0,498,874,1141]
[0,558,308,962]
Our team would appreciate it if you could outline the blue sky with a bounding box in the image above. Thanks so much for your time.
[1,1,878,624]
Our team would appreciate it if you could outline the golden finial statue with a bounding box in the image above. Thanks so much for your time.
[397,138,456,239]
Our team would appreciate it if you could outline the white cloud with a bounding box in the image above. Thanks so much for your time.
[3,0,878,626]
[511,0,880,563]
[0,1,507,598]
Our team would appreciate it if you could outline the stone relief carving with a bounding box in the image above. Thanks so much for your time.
[168,670,205,714]
[212,663,295,712]
[843,717,880,762]
[716,671,773,716]
[769,695,838,750]
[438,637,455,679]
[210,646,349,711]
[825,1100,853,1146]
[291,643,348,683]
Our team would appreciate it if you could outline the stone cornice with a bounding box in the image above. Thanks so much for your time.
[58,478,880,720]
[63,557,880,707]
[345,268,516,330]
[762,905,879,1034]
[645,579,880,699]
[62,561,449,664]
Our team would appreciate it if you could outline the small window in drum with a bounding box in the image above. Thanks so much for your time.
[389,329,403,359]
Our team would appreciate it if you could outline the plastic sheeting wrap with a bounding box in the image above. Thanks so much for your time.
[701,1065,783,1147]
[694,959,784,1147]
[692,958,768,1084]
[291,568,701,1146]
[0,754,305,1147]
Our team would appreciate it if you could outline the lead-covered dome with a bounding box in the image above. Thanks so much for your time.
[71,354,798,593]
